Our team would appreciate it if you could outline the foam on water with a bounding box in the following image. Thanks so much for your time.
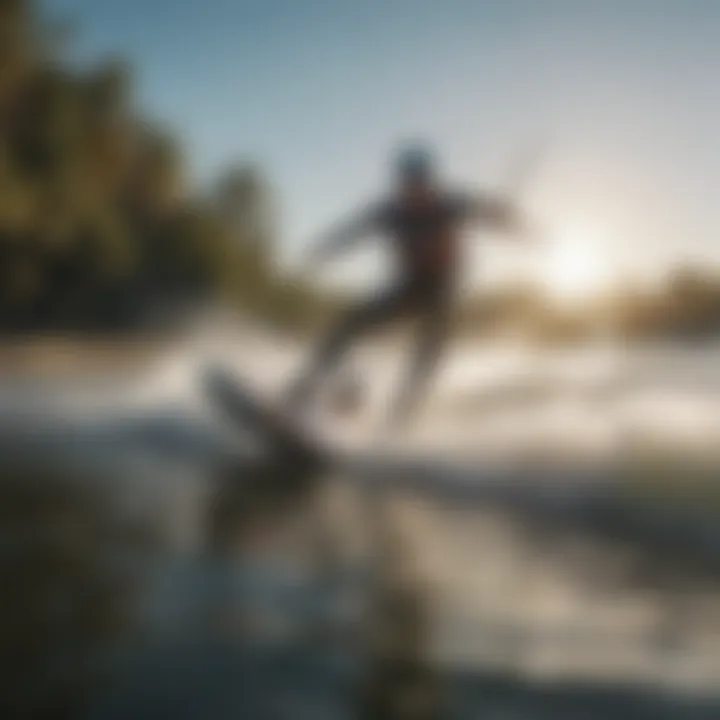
[3,326,720,462]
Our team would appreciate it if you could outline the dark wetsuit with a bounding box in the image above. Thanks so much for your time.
[289,190,515,424]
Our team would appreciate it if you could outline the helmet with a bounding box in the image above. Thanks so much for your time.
[394,143,435,181]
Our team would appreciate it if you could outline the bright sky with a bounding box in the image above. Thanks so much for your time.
[44,0,720,295]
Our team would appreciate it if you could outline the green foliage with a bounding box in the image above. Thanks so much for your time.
[0,0,329,334]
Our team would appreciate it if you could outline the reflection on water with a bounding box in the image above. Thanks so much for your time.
[2,331,720,717]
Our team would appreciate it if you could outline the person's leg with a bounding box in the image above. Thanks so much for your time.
[285,285,410,413]
[388,287,453,428]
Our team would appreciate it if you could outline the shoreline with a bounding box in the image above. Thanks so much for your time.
[0,332,179,378]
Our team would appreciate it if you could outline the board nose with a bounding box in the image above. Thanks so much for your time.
[202,365,331,472]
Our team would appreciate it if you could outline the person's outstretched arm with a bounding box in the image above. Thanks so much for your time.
[464,192,525,235]
[301,202,383,270]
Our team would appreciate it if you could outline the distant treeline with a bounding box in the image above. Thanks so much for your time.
[459,264,720,343]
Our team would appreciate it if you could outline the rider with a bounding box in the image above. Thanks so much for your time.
[287,142,526,426]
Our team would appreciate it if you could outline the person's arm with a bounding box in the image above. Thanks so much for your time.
[301,202,383,270]
[464,192,524,235]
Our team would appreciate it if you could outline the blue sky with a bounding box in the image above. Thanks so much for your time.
[43,0,720,290]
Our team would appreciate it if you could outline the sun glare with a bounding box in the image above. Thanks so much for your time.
[539,224,613,303]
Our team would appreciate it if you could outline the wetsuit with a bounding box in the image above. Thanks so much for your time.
[288,190,516,424]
